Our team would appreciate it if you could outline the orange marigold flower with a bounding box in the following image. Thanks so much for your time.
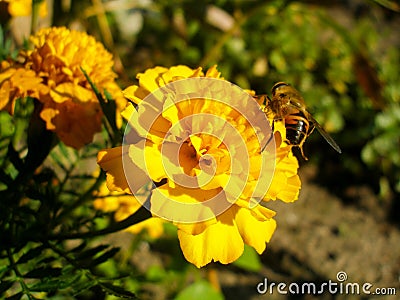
[0,27,127,149]
[98,65,301,267]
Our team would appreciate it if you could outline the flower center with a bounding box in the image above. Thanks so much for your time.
[178,140,198,176]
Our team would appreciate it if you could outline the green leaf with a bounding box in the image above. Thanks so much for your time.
[84,247,120,268]
[0,280,14,295]
[71,278,97,296]
[69,241,88,253]
[24,267,62,278]
[29,274,81,292]
[80,68,121,143]
[17,245,45,264]
[0,112,15,137]
[75,245,109,261]
[99,282,137,299]
[232,244,262,272]
[174,280,224,300]
[5,292,23,300]
[29,280,61,293]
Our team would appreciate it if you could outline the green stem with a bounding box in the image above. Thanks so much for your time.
[50,203,152,240]
[30,0,41,35]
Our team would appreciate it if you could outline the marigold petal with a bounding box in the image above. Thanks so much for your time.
[129,141,166,183]
[39,101,102,148]
[150,183,225,223]
[276,174,301,202]
[177,208,244,268]
[123,99,171,143]
[189,67,204,77]
[205,65,221,78]
[234,206,277,254]
[176,218,217,236]
[50,83,93,103]
[161,65,197,82]
[234,199,276,221]
[137,66,169,93]
[40,107,58,130]
[98,146,130,193]
[122,85,148,105]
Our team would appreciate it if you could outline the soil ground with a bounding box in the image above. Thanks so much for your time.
[106,165,399,300]
[218,165,400,299]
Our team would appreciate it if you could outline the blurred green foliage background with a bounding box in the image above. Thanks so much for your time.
[1,0,399,299]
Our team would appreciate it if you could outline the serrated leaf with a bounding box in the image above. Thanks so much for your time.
[232,244,262,272]
[84,247,120,268]
[37,256,57,265]
[0,264,10,274]
[29,274,81,292]
[24,267,62,279]
[29,279,64,292]
[69,241,87,253]
[0,280,14,295]
[71,278,97,296]
[174,280,224,300]
[75,245,109,261]
[5,292,23,300]
[49,152,69,173]
[99,282,137,299]
[17,245,45,264]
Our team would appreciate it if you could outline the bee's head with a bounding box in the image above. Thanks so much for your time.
[271,82,289,95]
[271,82,291,98]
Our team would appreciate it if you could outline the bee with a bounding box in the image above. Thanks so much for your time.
[259,82,341,160]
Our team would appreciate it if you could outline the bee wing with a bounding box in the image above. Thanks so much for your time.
[308,114,342,153]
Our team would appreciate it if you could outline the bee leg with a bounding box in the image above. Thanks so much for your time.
[261,119,275,152]
[308,124,316,135]
[298,144,309,161]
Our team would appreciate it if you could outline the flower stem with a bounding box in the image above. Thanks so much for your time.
[30,0,41,35]
[49,198,152,241]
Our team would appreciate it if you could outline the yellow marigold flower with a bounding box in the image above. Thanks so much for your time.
[98,65,301,267]
[93,182,164,239]
[0,27,127,148]
[2,0,47,17]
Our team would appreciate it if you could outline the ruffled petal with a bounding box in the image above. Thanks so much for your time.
[149,183,224,223]
[276,174,301,202]
[98,145,150,194]
[234,206,277,254]
[177,207,244,268]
